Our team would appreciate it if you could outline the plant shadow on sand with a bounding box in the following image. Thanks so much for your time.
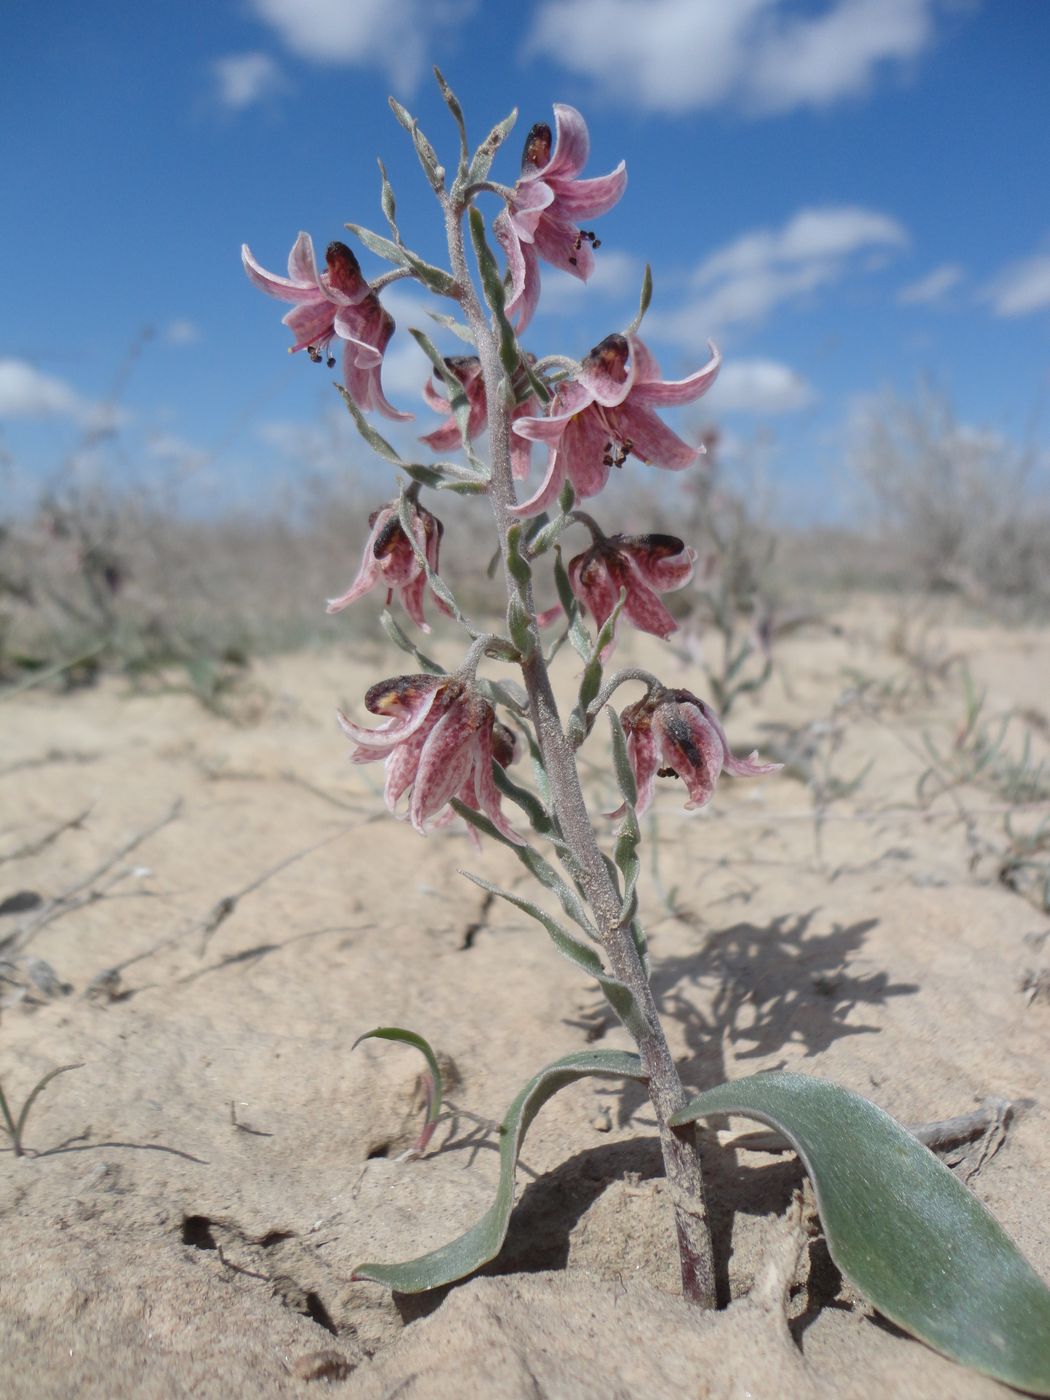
[398,907,917,1320]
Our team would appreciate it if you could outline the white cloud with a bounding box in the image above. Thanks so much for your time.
[248,0,476,91]
[0,359,88,421]
[708,359,816,414]
[146,434,208,471]
[164,318,202,346]
[537,249,643,312]
[212,51,287,111]
[648,205,907,342]
[985,252,1050,317]
[526,0,951,116]
[897,263,963,304]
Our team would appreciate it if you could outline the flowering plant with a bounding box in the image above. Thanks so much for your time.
[244,78,1050,1393]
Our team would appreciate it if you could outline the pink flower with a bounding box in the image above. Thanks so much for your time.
[326,498,451,633]
[494,105,627,333]
[617,689,780,817]
[420,356,538,481]
[568,533,696,655]
[510,334,721,518]
[241,232,410,420]
[337,674,523,842]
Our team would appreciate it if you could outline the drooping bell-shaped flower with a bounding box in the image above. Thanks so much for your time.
[494,104,627,333]
[568,533,696,655]
[617,689,779,817]
[337,674,523,842]
[241,233,410,420]
[326,498,451,633]
[419,355,539,480]
[510,334,721,518]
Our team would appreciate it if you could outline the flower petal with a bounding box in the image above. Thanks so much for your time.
[508,179,556,241]
[325,510,389,614]
[533,214,595,282]
[546,104,589,180]
[472,720,525,845]
[336,681,442,749]
[510,429,533,481]
[383,726,429,813]
[420,419,461,452]
[620,568,679,640]
[612,403,699,470]
[398,572,430,633]
[621,535,696,592]
[578,335,635,408]
[287,231,320,286]
[508,448,567,519]
[551,162,627,219]
[512,380,593,443]
[410,702,475,833]
[282,299,338,352]
[569,551,619,632]
[561,407,614,499]
[698,701,782,779]
[629,724,658,817]
[335,320,384,368]
[630,339,721,407]
[242,243,317,303]
[657,704,724,811]
[506,239,542,333]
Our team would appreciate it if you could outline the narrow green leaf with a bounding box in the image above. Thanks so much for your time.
[670,1073,1050,1396]
[353,1028,443,1156]
[608,708,637,809]
[335,384,405,465]
[468,107,518,185]
[507,597,534,657]
[505,524,533,589]
[614,805,641,926]
[427,310,476,347]
[380,609,445,675]
[388,96,415,133]
[411,121,445,193]
[344,222,409,270]
[491,765,561,844]
[352,1049,646,1292]
[468,207,518,375]
[476,677,529,714]
[460,873,650,1041]
[449,801,597,937]
[389,97,444,192]
[626,263,653,335]
[554,547,590,661]
[13,1063,83,1146]
[433,67,469,174]
[377,160,399,238]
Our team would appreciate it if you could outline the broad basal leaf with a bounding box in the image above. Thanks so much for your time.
[670,1072,1050,1396]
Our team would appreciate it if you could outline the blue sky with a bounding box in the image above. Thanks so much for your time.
[3,0,1049,523]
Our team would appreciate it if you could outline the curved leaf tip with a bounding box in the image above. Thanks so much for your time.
[353,1026,443,1156]
[352,1049,646,1293]
[672,1071,1050,1396]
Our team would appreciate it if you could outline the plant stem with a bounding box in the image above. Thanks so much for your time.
[444,193,717,1307]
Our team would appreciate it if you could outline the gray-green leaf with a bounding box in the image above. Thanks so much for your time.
[352,1026,444,1155]
[669,1072,1050,1396]
[352,1049,646,1292]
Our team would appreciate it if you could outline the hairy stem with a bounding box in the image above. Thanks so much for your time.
[444,193,716,1307]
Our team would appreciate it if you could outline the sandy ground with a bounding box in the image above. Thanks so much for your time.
[1,598,1048,1398]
